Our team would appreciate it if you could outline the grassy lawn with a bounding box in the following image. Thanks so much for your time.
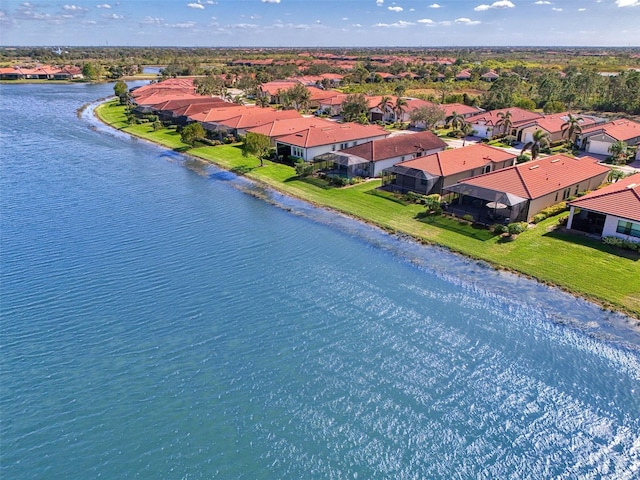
[95,101,640,318]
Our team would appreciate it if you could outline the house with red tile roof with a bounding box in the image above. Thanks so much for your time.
[245,117,337,145]
[455,69,472,81]
[567,173,640,242]
[190,106,301,137]
[518,112,605,145]
[464,107,544,140]
[317,93,351,116]
[577,119,640,156]
[274,123,388,162]
[383,144,516,196]
[481,70,499,82]
[320,131,447,178]
[443,154,610,224]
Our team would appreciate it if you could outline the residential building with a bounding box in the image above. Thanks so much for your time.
[443,154,610,224]
[578,119,640,156]
[567,173,640,242]
[383,144,516,195]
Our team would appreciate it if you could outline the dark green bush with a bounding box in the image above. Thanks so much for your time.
[602,236,639,251]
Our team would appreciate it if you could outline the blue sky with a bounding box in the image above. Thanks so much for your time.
[0,0,639,47]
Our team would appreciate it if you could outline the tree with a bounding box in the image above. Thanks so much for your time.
[495,110,513,137]
[113,80,129,105]
[460,122,476,146]
[394,97,408,123]
[180,122,205,147]
[282,83,311,111]
[409,105,446,130]
[377,96,393,121]
[255,94,270,108]
[607,168,627,183]
[561,113,584,145]
[242,132,271,167]
[82,62,103,81]
[341,93,369,122]
[194,75,225,96]
[445,111,465,130]
[521,129,550,160]
[543,100,565,114]
[608,140,628,165]
[394,83,406,98]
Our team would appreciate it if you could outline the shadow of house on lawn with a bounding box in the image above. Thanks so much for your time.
[544,229,640,261]
[416,213,498,241]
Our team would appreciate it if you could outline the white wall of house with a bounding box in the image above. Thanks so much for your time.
[520,126,559,145]
[470,124,493,139]
[602,214,640,243]
[277,133,389,162]
[528,173,608,220]
[585,138,615,156]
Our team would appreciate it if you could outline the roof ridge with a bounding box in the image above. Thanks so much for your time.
[515,163,533,199]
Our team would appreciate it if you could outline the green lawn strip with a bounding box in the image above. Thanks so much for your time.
[95,102,640,317]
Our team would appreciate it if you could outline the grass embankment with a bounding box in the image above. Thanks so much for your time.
[96,100,640,319]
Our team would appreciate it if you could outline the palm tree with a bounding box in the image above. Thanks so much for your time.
[460,122,476,146]
[521,129,551,160]
[607,168,627,183]
[377,96,393,122]
[445,111,465,130]
[608,140,628,165]
[495,110,513,137]
[561,113,584,145]
[394,97,408,124]
[255,95,270,108]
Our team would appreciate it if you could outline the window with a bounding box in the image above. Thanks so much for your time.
[340,142,348,149]
[616,220,640,238]
[483,164,491,174]
[575,184,580,195]
[562,188,571,200]
[292,146,304,159]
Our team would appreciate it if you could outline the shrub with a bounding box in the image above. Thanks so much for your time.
[491,224,508,234]
[507,222,527,236]
[447,129,465,138]
[462,214,474,223]
[516,154,530,164]
[531,213,547,224]
[602,236,639,251]
[503,135,517,146]
[294,161,313,177]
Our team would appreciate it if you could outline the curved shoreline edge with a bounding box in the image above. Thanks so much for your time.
[89,99,640,324]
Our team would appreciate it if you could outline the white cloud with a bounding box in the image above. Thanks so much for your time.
[141,16,163,24]
[187,2,205,9]
[85,20,97,24]
[534,1,550,4]
[376,0,384,5]
[375,20,414,27]
[206,0,216,3]
[168,21,196,28]
[615,0,640,6]
[262,0,281,3]
[388,6,403,12]
[352,23,362,27]
[552,7,562,11]
[429,3,441,7]
[342,17,348,20]
[455,17,481,25]
[106,13,123,19]
[578,7,586,11]
[475,0,515,10]
[418,18,435,24]
[233,23,259,28]
[96,3,111,8]
[63,4,87,11]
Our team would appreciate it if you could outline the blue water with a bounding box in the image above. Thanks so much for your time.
[1,83,639,479]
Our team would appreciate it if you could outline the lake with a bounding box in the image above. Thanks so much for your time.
[1,82,639,479]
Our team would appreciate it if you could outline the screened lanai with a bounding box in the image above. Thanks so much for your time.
[313,152,370,178]
[381,165,439,195]
[443,183,529,224]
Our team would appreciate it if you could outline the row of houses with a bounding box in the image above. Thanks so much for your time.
[0,65,83,80]
[129,79,638,242]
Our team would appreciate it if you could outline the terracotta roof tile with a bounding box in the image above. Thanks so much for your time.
[569,173,640,222]
[464,107,543,127]
[396,144,516,177]
[340,131,447,162]
[580,119,640,142]
[247,117,336,137]
[276,123,388,148]
[458,154,610,199]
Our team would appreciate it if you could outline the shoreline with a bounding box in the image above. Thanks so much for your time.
[90,99,640,323]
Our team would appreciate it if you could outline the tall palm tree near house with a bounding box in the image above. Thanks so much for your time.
[521,129,551,160]
[377,96,393,122]
[256,94,270,108]
[495,110,514,137]
[460,122,476,146]
[561,113,584,146]
[608,140,628,165]
[394,97,408,124]
[445,111,465,130]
